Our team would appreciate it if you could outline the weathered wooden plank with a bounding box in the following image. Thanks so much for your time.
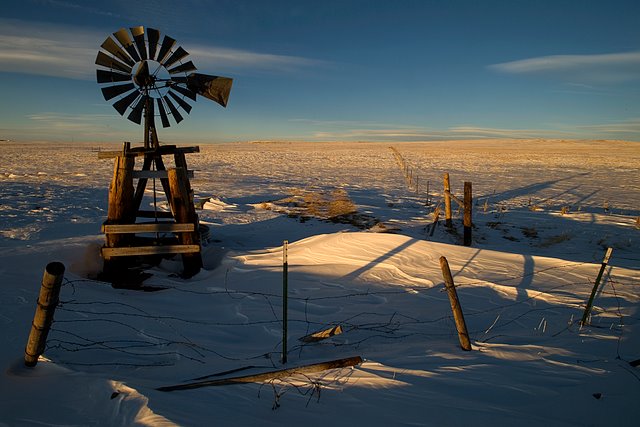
[157,356,363,391]
[102,223,195,234]
[102,244,200,258]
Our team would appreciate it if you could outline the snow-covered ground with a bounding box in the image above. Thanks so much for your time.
[0,139,638,426]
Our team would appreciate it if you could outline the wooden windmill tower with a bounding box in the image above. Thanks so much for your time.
[95,26,232,279]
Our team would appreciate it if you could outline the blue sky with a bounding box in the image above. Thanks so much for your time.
[1,0,639,143]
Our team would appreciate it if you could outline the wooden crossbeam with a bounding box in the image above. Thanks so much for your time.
[102,223,195,234]
[133,170,194,179]
[97,145,200,159]
[137,210,174,218]
[102,244,200,258]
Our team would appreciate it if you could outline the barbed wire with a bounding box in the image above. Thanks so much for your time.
[47,263,637,372]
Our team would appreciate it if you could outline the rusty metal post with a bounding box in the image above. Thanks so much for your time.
[282,240,289,364]
[25,262,65,367]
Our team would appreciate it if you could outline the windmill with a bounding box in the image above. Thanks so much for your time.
[95,26,232,280]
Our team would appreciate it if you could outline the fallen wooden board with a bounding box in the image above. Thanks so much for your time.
[157,356,363,392]
[299,325,343,343]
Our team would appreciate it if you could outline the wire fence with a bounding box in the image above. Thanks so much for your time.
[45,260,638,374]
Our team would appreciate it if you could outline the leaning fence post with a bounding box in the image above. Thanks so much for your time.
[444,173,452,227]
[581,247,614,326]
[439,256,472,351]
[463,181,472,246]
[282,240,289,364]
[25,262,65,367]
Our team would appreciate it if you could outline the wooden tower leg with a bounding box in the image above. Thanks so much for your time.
[168,167,202,277]
[103,153,135,275]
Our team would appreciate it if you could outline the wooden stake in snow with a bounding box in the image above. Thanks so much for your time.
[581,247,614,326]
[463,181,472,246]
[25,262,65,367]
[439,256,472,351]
[444,173,452,228]
[282,240,289,364]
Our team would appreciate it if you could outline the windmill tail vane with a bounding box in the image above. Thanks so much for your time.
[95,25,232,148]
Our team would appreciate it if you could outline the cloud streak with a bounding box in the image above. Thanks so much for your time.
[298,120,640,142]
[490,51,640,84]
[0,19,324,80]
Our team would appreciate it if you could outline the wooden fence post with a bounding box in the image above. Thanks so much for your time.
[463,181,472,246]
[25,262,65,367]
[282,240,289,364]
[439,257,472,351]
[581,247,614,326]
[444,173,452,228]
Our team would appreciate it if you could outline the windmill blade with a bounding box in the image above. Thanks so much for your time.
[113,28,141,62]
[97,69,131,84]
[127,95,147,124]
[130,26,147,61]
[168,61,197,75]
[156,98,171,128]
[156,35,176,64]
[113,90,141,116]
[170,83,197,101]
[187,73,233,107]
[147,28,160,60]
[163,46,189,68]
[168,90,193,113]
[163,95,184,124]
[101,83,135,101]
[95,51,132,74]
[171,76,187,84]
[101,37,135,66]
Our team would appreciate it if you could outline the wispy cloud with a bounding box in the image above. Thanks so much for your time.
[188,46,327,74]
[41,0,121,18]
[448,126,573,139]
[27,112,117,130]
[0,19,324,80]
[294,119,640,141]
[573,118,640,135]
[489,51,640,84]
[312,128,444,141]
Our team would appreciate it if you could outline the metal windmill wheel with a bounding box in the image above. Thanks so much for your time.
[95,26,232,148]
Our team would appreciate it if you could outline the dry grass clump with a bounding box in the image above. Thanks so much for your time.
[539,232,572,248]
[268,188,356,219]
[259,188,375,228]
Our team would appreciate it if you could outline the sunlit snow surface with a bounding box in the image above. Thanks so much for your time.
[0,140,638,426]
